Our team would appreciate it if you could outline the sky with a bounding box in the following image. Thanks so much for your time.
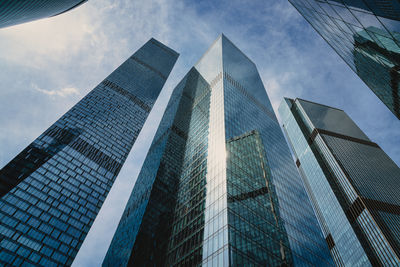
[0,0,399,266]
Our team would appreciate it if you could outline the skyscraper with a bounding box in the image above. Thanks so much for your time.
[103,35,333,266]
[279,97,400,266]
[289,0,400,119]
[0,0,88,29]
[0,38,178,266]
[330,0,400,21]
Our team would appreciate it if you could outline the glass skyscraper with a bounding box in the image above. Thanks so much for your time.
[289,0,400,119]
[279,97,400,266]
[0,38,178,266]
[0,0,88,29]
[104,35,333,266]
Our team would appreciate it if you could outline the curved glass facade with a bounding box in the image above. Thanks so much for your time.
[0,0,88,28]
[0,38,178,266]
[104,35,333,266]
[290,0,400,119]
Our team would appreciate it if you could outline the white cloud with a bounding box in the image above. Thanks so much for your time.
[1,1,400,267]
[32,83,79,97]
[0,0,115,70]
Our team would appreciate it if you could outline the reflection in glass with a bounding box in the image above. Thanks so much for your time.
[0,38,178,266]
[331,0,400,21]
[104,35,334,266]
[226,130,292,266]
[290,0,400,119]
[0,0,88,28]
[354,26,400,118]
[279,97,400,266]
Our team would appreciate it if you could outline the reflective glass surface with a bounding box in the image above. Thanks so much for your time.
[0,38,178,266]
[226,130,292,266]
[279,97,400,266]
[297,99,369,141]
[290,0,400,119]
[104,67,210,267]
[105,35,333,267]
[220,38,332,267]
[0,0,88,28]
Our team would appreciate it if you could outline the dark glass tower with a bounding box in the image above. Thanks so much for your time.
[103,35,333,266]
[330,0,400,21]
[279,97,400,266]
[0,38,178,266]
[226,130,292,266]
[0,0,88,29]
[289,0,400,119]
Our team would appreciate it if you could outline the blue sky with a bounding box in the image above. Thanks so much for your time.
[0,0,399,266]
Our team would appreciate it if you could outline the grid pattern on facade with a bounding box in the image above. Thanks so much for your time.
[290,0,400,119]
[281,99,360,265]
[165,70,211,267]
[0,0,87,28]
[279,97,400,266]
[104,35,334,267]
[0,39,178,266]
[220,37,333,266]
[103,68,210,267]
[322,134,400,257]
[226,130,292,266]
[200,39,229,266]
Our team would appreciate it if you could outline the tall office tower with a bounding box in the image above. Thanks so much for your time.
[0,0,88,29]
[104,34,333,266]
[289,0,400,119]
[0,39,178,266]
[279,97,400,266]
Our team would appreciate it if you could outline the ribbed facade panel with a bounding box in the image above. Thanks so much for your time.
[280,97,400,266]
[0,38,178,266]
[0,0,88,28]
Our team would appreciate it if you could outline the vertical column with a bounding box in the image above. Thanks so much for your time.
[202,75,229,267]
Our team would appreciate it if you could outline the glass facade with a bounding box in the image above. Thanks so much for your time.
[279,97,400,266]
[226,130,292,266]
[0,0,88,28]
[104,66,211,267]
[104,35,333,266]
[289,0,400,119]
[0,38,178,266]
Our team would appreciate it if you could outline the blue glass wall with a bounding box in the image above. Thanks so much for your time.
[0,0,88,28]
[0,38,178,266]
[219,36,333,266]
[279,97,400,266]
[105,35,333,267]
[289,0,400,119]
[103,67,211,266]
[226,130,292,265]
